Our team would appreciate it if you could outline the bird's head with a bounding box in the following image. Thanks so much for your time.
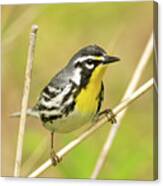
[68,45,120,87]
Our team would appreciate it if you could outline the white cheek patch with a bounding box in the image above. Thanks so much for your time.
[71,67,82,86]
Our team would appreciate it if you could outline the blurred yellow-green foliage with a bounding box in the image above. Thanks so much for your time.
[2,1,155,180]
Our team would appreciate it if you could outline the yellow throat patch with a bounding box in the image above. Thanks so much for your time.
[76,65,107,114]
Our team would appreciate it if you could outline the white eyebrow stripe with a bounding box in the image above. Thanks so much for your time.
[74,55,105,64]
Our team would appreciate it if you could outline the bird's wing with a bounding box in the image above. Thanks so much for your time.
[33,69,78,122]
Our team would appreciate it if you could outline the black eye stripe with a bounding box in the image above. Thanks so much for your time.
[87,60,93,65]
[86,59,101,67]
[74,58,103,69]
[74,61,82,68]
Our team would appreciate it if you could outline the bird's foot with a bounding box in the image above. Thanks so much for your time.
[104,108,117,124]
[99,109,117,124]
[50,149,62,166]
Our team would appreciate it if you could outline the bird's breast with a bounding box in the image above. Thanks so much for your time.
[42,65,107,133]
[75,65,106,114]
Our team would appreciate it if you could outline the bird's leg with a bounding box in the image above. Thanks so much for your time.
[50,132,62,166]
[98,108,117,124]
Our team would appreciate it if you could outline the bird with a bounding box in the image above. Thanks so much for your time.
[11,45,120,165]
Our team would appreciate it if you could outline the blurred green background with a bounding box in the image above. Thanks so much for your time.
[2,1,155,180]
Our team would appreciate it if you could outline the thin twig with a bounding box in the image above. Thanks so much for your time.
[14,25,38,177]
[28,78,153,178]
[91,33,153,178]
[21,25,126,176]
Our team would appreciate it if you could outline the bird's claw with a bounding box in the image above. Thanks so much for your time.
[50,149,62,166]
[104,108,117,124]
[97,109,116,124]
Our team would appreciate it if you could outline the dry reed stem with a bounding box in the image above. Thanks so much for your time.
[28,78,153,178]
[14,25,38,177]
[21,26,126,174]
[91,33,154,178]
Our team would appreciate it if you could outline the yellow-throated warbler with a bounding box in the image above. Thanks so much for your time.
[12,45,120,165]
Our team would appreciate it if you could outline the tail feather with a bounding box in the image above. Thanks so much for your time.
[10,108,39,118]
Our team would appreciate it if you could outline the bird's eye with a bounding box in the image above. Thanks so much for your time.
[85,60,94,69]
[87,59,93,65]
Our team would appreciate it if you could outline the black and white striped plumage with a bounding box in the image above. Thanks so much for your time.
[26,45,119,133]
[11,45,120,165]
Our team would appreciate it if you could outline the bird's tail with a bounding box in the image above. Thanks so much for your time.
[10,108,39,118]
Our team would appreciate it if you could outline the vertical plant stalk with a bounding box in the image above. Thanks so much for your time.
[91,33,153,178]
[21,26,126,174]
[14,25,38,177]
[28,78,153,178]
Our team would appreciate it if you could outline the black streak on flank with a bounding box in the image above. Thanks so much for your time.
[41,114,63,123]
[62,101,76,116]
[80,65,93,89]
[39,104,59,111]
[96,82,104,115]
[43,86,57,99]
[43,96,51,101]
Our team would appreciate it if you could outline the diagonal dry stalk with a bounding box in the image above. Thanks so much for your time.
[28,78,153,178]
[91,32,154,178]
[14,25,38,177]
[20,27,127,174]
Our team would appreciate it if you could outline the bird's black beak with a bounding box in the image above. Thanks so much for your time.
[103,55,120,64]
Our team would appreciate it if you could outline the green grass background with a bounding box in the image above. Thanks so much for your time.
[2,1,155,180]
